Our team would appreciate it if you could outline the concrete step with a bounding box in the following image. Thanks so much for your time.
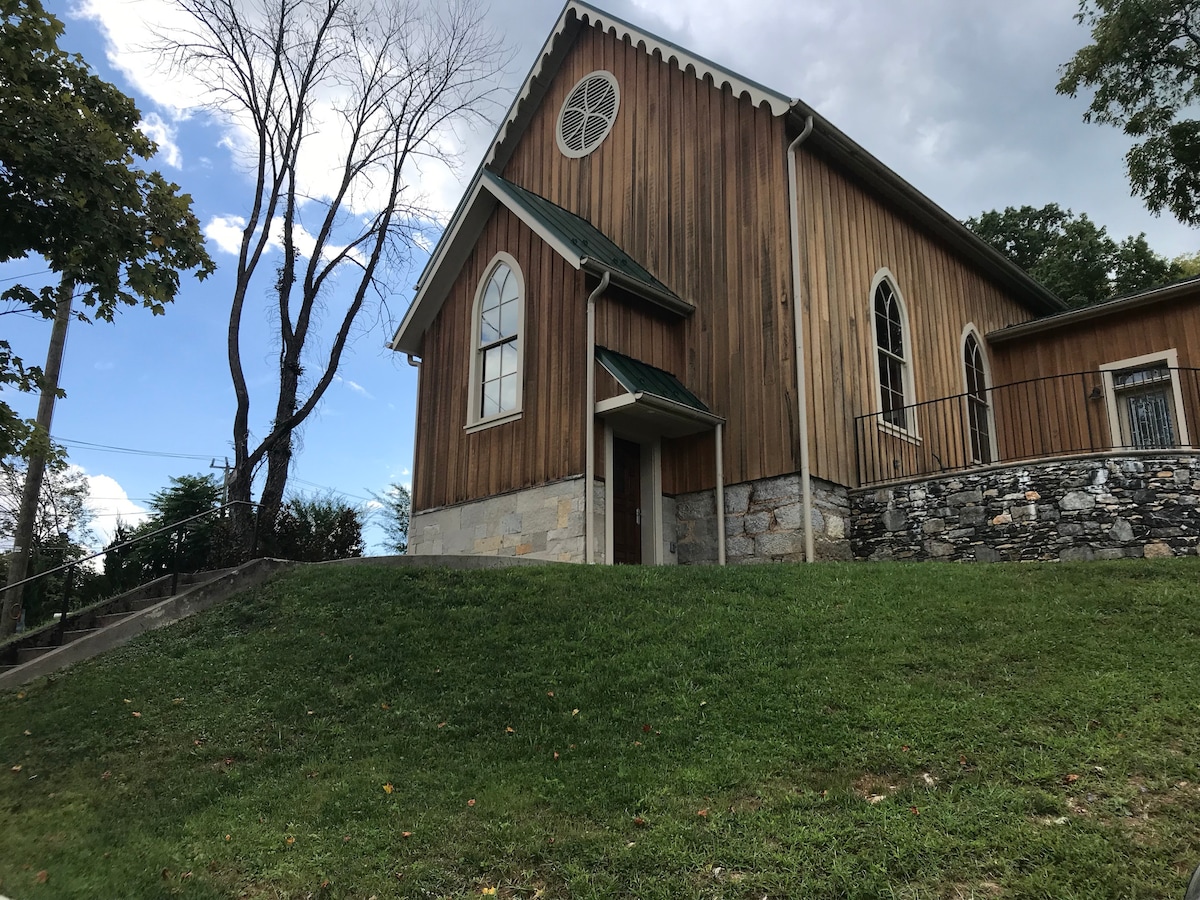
[61,629,95,644]
[16,646,54,665]
[95,612,133,629]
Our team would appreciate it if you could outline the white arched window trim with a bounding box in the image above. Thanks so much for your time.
[960,323,998,464]
[869,268,919,440]
[465,251,526,433]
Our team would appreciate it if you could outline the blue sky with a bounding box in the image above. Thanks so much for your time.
[4,0,1197,554]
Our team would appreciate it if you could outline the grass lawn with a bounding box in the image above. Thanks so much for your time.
[2,560,1200,899]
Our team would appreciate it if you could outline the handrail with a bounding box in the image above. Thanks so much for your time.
[854,366,1200,487]
[2,500,259,596]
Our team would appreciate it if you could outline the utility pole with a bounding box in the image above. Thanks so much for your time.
[210,457,233,504]
[2,277,74,637]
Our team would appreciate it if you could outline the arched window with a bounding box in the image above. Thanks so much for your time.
[872,273,913,430]
[467,253,525,429]
[962,327,993,464]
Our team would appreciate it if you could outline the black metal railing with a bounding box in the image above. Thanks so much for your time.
[854,367,1200,487]
[1,500,259,644]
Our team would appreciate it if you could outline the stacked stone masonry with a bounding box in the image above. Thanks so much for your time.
[675,474,852,564]
[851,455,1200,562]
[408,477,604,563]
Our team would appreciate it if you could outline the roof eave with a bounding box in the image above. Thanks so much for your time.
[987,276,1200,343]
[581,258,694,316]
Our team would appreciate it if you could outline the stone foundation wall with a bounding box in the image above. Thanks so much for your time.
[851,454,1200,562]
[675,473,852,564]
[409,477,605,563]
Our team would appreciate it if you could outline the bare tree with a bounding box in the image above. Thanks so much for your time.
[160,0,506,541]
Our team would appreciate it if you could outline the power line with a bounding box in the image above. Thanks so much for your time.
[0,267,52,284]
[54,436,218,461]
[291,476,375,503]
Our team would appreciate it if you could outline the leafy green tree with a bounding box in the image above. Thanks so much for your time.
[266,494,364,562]
[1058,0,1200,226]
[1171,250,1200,277]
[964,204,1182,306]
[373,483,411,554]
[0,0,214,636]
[102,474,224,594]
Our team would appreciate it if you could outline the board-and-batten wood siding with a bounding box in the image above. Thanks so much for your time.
[793,147,1040,488]
[987,293,1200,461]
[501,23,796,495]
[412,205,586,511]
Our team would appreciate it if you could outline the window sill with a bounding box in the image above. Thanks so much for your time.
[875,420,922,445]
[464,409,522,434]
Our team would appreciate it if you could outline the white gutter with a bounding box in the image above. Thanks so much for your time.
[584,271,610,564]
[715,423,726,565]
[787,116,816,563]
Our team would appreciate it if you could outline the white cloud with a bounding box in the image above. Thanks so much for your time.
[334,375,374,400]
[203,214,367,267]
[83,473,149,550]
[203,215,245,256]
[140,111,182,168]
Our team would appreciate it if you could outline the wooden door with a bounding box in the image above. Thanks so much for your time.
[612,438,642,564]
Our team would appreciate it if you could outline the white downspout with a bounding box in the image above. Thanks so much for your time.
[715,422,726,565]
[787,116,816,563]
[405,353,421,554]
[584,271,610,564]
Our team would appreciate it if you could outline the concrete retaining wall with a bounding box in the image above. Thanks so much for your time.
[851,454,1200,562]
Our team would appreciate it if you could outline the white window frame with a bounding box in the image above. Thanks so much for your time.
[869,268,919,442]
[1100,348,1190,450]
[465,251,526,433]
[960,324,999,464]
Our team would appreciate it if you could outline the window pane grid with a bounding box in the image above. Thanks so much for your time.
[474,261,521,422]
[873,279,910,429]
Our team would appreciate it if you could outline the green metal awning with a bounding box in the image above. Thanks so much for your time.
[594,346,723,438]
[484,172,692,316]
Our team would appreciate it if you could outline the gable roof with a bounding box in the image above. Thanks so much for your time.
[389,171,688,354]
[391,0,1065,355]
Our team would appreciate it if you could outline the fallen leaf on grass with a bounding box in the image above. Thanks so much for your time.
[633,816,647,827]
[173,698,184,704]
[225,835,231,842]
[383,783,394,794]
[286,836,295,846]
[1064,773,1080,784]
[402,831,413,838]
[381,703,390,710]
[101,771,111,780]
[901,745,910,752]
[697,808,709,817]
[546,691,554,697]
[123,699,131,704]
[16,691,24,699]
[505,726,514,734]
[11,765,21,773]
[642,724,651,733]
[467,798,476,807]
[571,709,579,716]
[437,722,447,729]
[131,712,142,718]
[36,870,48,883]
[481,888,496,896]
[23,730,31,736]
[910,806,920,815]
[553,752,560,761]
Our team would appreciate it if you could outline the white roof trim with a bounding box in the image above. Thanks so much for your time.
[389,173,586,354]
[486,0,791,173]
